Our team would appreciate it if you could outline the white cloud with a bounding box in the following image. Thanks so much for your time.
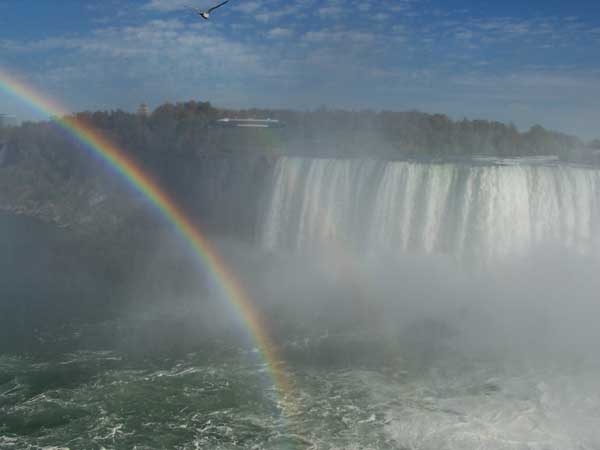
[143,0,188,12]
[371,13,390,22]
[387,1,417,13]
[254,3,306,23]
[267,27,293,39]
[302,29,376,45]
[317,6,344,19]
[232,1,263,14]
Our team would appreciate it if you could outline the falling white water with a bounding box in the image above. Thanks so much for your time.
[261,157,600,262]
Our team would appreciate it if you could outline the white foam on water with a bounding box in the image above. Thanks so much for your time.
[375,367,600,450]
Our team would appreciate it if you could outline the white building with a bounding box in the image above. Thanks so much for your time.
[214,118,285,128]
[0,114,18,128]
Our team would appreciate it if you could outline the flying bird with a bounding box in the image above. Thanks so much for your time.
[187,1,230,20]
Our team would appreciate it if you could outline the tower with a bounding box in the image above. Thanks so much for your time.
[137,103,149,117]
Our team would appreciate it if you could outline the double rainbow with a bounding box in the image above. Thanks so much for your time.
[0,69,292,404]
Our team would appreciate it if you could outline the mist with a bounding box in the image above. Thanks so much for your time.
[106,218,600,375]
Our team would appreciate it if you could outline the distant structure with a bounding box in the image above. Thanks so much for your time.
[137,103,150,117]
[211,118,286,155]
[0,140,17,167]
[214,118,285,128]
[567,146,600,165]
[0,114,18,128]
[0,141,7,167]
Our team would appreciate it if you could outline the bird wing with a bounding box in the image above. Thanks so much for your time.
[208,0,229,13]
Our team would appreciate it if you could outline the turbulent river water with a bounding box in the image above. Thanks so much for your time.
[2,157,600,450]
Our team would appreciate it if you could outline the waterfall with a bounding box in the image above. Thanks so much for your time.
[260,157,600,261]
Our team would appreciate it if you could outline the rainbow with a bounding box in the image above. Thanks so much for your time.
[0,69,293,405]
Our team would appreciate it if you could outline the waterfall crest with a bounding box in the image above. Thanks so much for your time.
[260,157,600,261]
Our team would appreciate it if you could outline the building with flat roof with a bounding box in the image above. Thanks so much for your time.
[0,114,18,128]
[214,118,285,128]
[137,103,150,117]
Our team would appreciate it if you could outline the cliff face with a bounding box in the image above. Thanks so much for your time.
[0,138,136,233]
[0,167,134,233]
[0,131,273,241]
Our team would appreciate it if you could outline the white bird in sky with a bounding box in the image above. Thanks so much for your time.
[187,1,230,21]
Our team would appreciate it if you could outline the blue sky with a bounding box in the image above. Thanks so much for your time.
[1,0,599,139]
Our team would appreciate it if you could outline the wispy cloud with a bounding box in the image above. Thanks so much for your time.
[316,5,344,19]
[267,27,294,39]
[232,1,263,14]
[143,0,189,12]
